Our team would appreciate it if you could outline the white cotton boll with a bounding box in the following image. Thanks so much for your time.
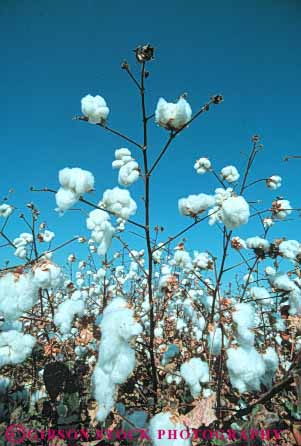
[33,262,64,289]
[220,165,240,183]
[193,251,212,269]
[172,250,192,270]
[15,246,27,259]
[214,187,233,205]
[54,293,85,334]
[180,357,209,397]
[208,327,223,355]
[176,318,187,331]
[194,157,211,175]
[220,196,250,230]
[178,193,215,217]
[269,272,295,292]
[93,367,115,422]
[0,331,35,367]
[108,343,136,384]
[118,161,140,187]
[263,217,274,228]
[231,236,247,250]
[55,187,79,212]
[266,175,282,190]
[272,199,292,220]
[0,204,13,218]
[233,303,255,329]
[102,187,137,220]
[86,209,115,256]
[115,147,131,160]
[250,287,271,306]
[59,167,94,195]
[42,230,55,243]
[149,412,191,446]
[261,347,279,387]
[226,346,266,393]
[81,94,109,124]
[246,236,270,252]
[289,288,301,315]
[265,266,276,276]
[155,97,192,131]
[0,272,38,320]
[279,240,300,260]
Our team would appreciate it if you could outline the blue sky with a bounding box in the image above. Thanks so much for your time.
[1,0,301,271]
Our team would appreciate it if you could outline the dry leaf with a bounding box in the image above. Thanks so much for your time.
[180,393,217,428]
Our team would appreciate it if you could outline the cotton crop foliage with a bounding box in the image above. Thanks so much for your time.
[81,94,109,124]
[155,97,192,131]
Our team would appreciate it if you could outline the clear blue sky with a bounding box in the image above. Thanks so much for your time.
[1,0,301,270]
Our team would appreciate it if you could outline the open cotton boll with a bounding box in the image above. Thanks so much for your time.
[33,261,64,289]
[214,188,233,205]
[54,292,85,334]
[250,287,272,306]
[279,240,300,260]
[101,187,137,220]
[266,175,282,190]
[220,196,250,230]
[55,187,79,212]
[178,193,215,217]
[93,367,116,422]
[149,412,191,446]
[194,157,211,174]
[41,230,55,243]
[193,251,213,269]
[59,167,94,195]
[261,347,279,387]
[86,209,115,256]
[172,250,192,270]
[118,161,140,187]
[0,330,35,367]
[269,272,295,292]
[180,357,209,397]
[0,272,37,320]
[246,236,270,252]
[0,204,13,218]
[289,287,301,315]
[155,97,192,131]
[263,217,274,229]
[81,94,109,124]
[220,165,240,183]
[226,346,266,393]
[233,303,255,346]
[272,199,292,220]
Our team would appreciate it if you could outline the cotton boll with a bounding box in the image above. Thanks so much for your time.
[266,175,282,190]
[246,236,270,252]
[193,251,212,269]
[279,240,300,260]
[155,97,192,131]
[226,346,266,393]
[0,204,13,218]
[172,250,192,270]
[86,209,115,256]
[214,188,233,205]
[55,187,79,212]
[220,196,250,230]
[269,272,295,292]
[250,287,272,306]
[81,94,109,124]
[180,357,209,397]
[14,246,27,259]
[149,412,191,446]
[220,166,240,183]
[59,167,94,195]
[231,236,247,250]
[272,199,292,220]
[178,193,215,217]
[33,261,64,289]
[54,292,85,334]
[118,161,140,187]
[261,347,279,387]
[233,303,255,347]
[263,217,274,229]
[101,187,137,220]
[194,157,211,175]
[93,367,115,422]
[289,287,301,315]
[41,230,55,243]
[0,331,35,367]
[0,272,38,320]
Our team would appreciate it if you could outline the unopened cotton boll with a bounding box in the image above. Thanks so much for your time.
[180,357,209,397]
[0,204,13,218]
[0,330,35,367]
[220,196,250,230]
[155,97,192,131]
[266,175,282,190]
[178,193,215,217]
[220,165,240,183]
[279,240,300,260]
[81,94,109,124]
[101,187,137,220]
[194,157,211,175]
[149,412,191,446]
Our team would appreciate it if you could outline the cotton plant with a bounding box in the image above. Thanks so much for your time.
[194,157,211,174]
[81,94,109,124]
[112,148,140,187]
[155,96,192,131]
[55,167,94,212]
[86,209,115,255]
